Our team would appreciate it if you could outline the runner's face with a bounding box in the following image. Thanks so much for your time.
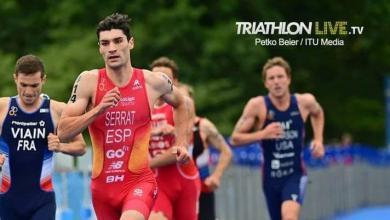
[14,72,45,106]
[99,29,133,69]
[264,65,291,98]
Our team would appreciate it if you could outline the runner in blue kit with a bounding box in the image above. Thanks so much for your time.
[231,57,325,220]
[0,54,86,220]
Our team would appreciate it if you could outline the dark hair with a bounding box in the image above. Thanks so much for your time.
[96,13,132,41]
[262,56,291,81]
[150,57,179,79]
[14,54,45,78]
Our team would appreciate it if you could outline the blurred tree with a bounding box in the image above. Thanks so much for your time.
[0,0,388,146]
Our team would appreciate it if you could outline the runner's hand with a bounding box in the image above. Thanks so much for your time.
[310,140,325,158]
[262,122,284,139]
[48,133,61,153]
[204,174,221,191]
[97,87,121,114]
[172,146,190,164]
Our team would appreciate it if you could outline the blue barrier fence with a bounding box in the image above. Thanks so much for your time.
[53,143,390,219]
[53,171,94,220]
[210,143,390,168]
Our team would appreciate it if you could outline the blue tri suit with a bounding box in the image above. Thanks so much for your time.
[261,95,308,220]
[0,96,56,220]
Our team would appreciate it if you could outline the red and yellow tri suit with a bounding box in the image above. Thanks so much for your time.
[149,103,200,220]
[88,68,157,220]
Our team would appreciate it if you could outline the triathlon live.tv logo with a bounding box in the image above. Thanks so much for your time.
[236,21,364,46]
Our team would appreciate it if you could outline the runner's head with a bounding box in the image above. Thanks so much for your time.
[14,54,46,106]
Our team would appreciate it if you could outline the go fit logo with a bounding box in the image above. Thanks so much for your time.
[106,148,128,159]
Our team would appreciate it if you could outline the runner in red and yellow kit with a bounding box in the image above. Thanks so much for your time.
[58,14,191,220]
[88,67,157,219]
[148,57,200,220]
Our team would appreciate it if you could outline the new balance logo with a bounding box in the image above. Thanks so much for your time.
[108,161,124,170]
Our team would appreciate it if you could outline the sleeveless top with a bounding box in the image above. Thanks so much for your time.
[88,68,153,183]
[149,103,199,179]
[1,97,54,193]
[262,95,306,182]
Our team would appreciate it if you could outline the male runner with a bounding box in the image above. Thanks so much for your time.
[148,57,200,220]
[57,14,191,220]
[0,54,86,220]
[231,57,325,220]
[181,84,233,220]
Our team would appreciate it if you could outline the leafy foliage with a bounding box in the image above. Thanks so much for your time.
[0,0,389,146]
